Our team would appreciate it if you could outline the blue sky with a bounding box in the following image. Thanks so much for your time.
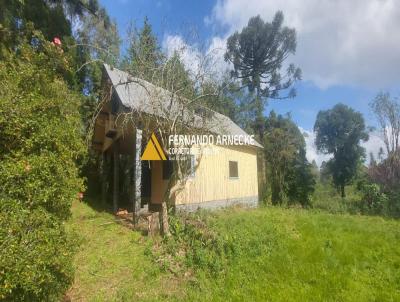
[100,0,400,164]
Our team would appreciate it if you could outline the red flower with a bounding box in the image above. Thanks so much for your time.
[53,37,62,46]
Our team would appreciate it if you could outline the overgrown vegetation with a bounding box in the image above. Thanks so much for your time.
[1,1,400,301]
[0,40,84,300]
[264,111,315,206]
[0,201,77,301]
[179,207,400,301]
[66,200,184,301]
[68,201,400,301]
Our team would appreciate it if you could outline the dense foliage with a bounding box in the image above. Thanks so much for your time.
[0,38,84,300]
[264,112,315,206]
[225,12,301,139]
[367,150,400,217]
[123,18,161,77]
[0,200,77,301]
[314,103,368,197]
[0,40,85,219]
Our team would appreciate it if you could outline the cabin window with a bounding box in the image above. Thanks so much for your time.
[229,161,239,178]
[162,160,173,180]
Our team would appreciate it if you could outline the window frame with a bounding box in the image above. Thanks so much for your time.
[228,160,239,179]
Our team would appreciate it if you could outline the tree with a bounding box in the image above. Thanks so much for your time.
[286,149,316,207]
[314,104,369,197]
[370,92,400,156]
[264,112,315,205]
[368,149,400,216]
[319,161,331,184]
[310,160,320,179]
[74,1,121,141]
[0,0,75,42]
[0,0,101,58]
[160,51,195,99]
[198,76,240,123]
[369,152,377,167]
[224,12,301,140]
[75,3,120,95]
[123,17,163,82]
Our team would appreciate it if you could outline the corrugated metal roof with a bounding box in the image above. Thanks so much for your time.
[104,64,263,148]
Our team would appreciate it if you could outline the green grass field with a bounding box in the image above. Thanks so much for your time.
[67,201,400,301]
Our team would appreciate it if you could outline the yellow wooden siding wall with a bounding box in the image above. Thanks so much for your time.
[151,161,168,204]
[150,144,259,205]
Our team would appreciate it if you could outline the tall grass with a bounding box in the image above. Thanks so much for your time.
[69,200,400,301]
[311,182,362,214]
[165,207,400,301]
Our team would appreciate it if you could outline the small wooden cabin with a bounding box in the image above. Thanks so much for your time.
[92,64,263,219]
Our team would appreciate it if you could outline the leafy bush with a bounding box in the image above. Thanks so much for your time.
[0,39,85,220]
[0,38,84,300]
[368,150,400,217]
[0,200,77,301]
[286,149,316,207]
[358,183,389,215]
[311,182,362,214]
[387,190,400,218]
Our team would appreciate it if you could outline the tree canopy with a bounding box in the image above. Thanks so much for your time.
[314,103,368,197]
[225,12,301,139]
[264,111,315,205]
[123,17,163,82]
[370,92,400,156]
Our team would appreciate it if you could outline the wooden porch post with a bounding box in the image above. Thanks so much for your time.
[113,142,119,213]
[101,151,107,206]
[133,129,142,224]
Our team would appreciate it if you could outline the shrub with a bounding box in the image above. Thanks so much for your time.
[359,183,388,215]
[0,38,84,300]
[156,212,237,275]
[0,41,84,219]
[386,190,400,218]
[368,150,400,217]
[0,199,77,301]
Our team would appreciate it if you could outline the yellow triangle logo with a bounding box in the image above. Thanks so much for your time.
[141,133,167,160]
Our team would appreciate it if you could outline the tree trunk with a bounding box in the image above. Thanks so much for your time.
[271,188,279,205]
[257,150,267,202]
[255,91,265,142]
[340,184,346,198]
[271,178,282,205]
[160,201,170,236]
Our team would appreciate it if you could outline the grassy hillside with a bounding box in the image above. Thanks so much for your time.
[66,201,184,301]
[67,201,400,301]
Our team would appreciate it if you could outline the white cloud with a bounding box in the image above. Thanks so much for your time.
[162,35,229,81]
[163,35,202,76]
[300,127,386,167]
[207,0,400,89]
[300,127,332,167]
